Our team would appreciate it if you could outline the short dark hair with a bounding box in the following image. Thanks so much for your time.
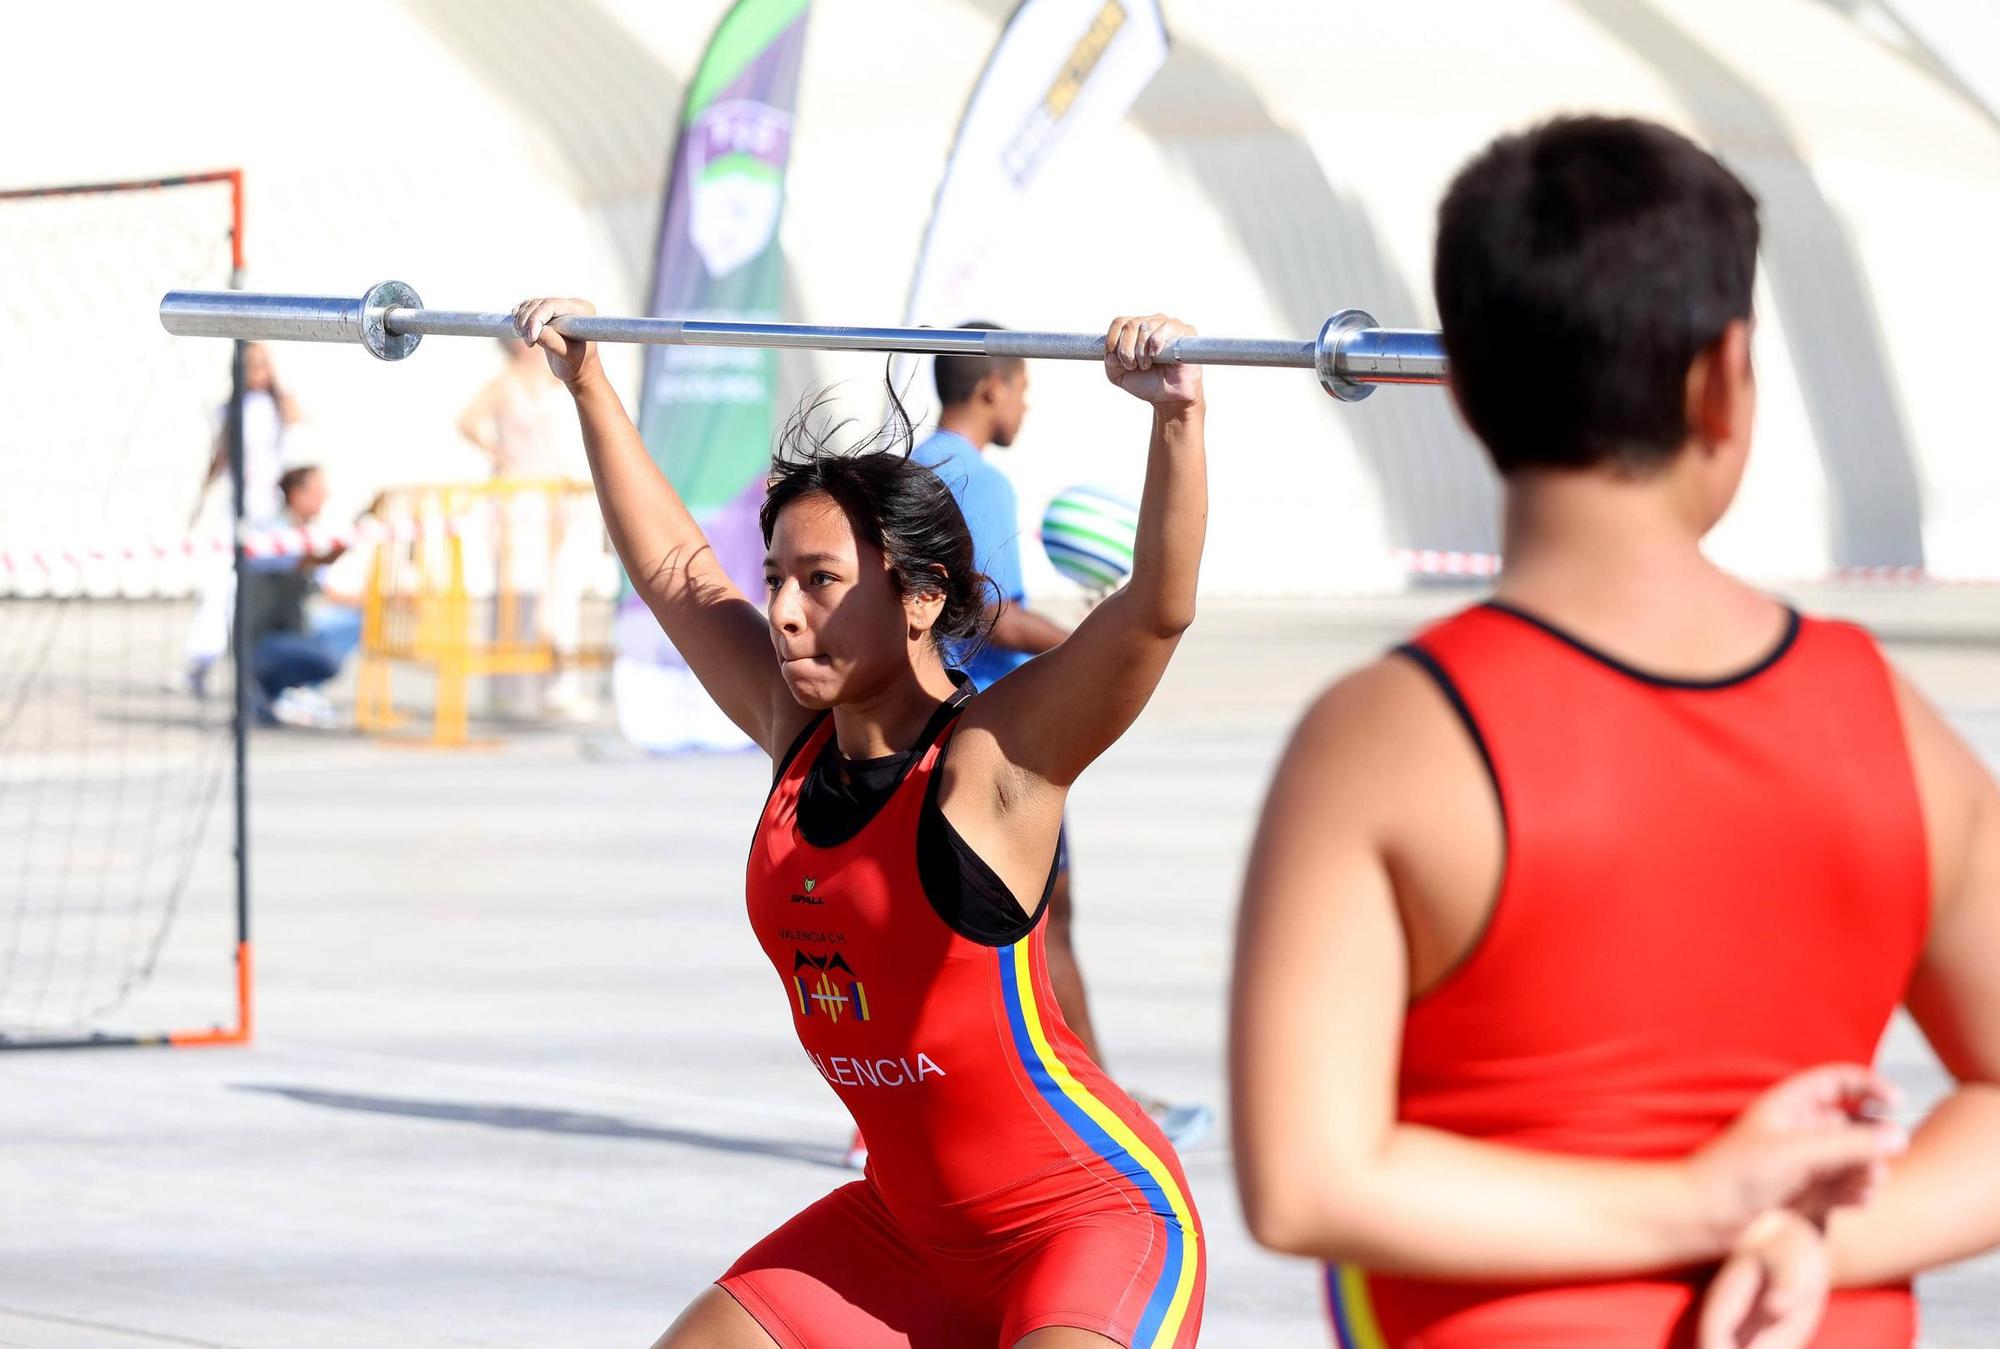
[933,322,1024,408]
[277,465,321,501]
[760,385,994,655]
[1434,115,1760,475]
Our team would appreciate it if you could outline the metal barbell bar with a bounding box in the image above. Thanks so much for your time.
[158,280,1448,402]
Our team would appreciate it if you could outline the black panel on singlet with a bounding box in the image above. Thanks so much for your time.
[788,681,1051,946]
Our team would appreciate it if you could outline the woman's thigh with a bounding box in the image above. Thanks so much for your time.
[651,1285,780,1349]
[717,1182,985,1349]
[996,1209,1205,1349]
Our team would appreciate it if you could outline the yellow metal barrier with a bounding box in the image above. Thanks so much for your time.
[356,478,611,746]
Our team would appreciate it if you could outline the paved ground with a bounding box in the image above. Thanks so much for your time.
[4,595,1998,1346]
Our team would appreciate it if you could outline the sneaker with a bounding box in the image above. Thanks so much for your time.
[1133,1094,1216,1153]
[844,1129,869,1171]
[270,686,342,729]
[300,687,343,726]
[297,687,345,728]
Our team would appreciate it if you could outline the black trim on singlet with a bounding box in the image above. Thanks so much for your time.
[751,712,832,866]
[1393,644,1504,830]
[755,675,1046,945]
[770,713,830,787]
[1391,642,1509,1004]
[916,732,1057,947]
[793,680,974,850]
[1481,599,1803,691]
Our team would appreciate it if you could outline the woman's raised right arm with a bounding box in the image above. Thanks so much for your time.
[514,297,803,755]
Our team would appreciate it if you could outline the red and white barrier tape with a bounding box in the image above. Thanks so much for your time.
[1,529,1986,587]
[1825,566,1935,585]
[0,518,395,578]
[1389,550,1984,586]
[1392,548,1504,578]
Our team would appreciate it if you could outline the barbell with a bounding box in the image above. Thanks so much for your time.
[157,281,1448,402]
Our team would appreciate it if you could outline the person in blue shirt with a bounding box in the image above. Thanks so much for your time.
[902,327,1212,1156]
[908,326,1068,687]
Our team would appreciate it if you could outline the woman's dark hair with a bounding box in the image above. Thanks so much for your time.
[759,376,996,656]
[1434,115,1760,476]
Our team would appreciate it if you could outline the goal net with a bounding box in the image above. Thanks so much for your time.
[0,171,248,1048]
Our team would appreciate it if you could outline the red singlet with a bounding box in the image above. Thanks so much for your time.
[1326,602,1929,1349]
[723,707,1204,1348]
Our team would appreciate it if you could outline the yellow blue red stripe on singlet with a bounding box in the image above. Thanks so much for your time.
[997,939,1200,1348]
[1326,1263,1390,1348]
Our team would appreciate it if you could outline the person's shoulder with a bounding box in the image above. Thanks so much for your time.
[914,434,1011,499]
[1290,654,1468,763]
[951,447,1012,496]
[1261,655,1495,843]
[1789,610,1882,659]
[909,431,964,470]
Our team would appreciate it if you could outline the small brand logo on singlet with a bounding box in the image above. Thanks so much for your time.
[791,875,823,905]
[792,949,870,1023]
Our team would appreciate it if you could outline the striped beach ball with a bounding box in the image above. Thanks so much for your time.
[1040,486,1138,591]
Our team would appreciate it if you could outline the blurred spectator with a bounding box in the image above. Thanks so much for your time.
[457,336,575,480]
[310,490,388,667]
[197,342,300,525]
[181,342,303,695]
[459,338,598,721]
[245,465,348,729]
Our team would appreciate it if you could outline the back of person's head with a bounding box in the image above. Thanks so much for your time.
[760,386,992,654]
[933,323,1025,409]
[1434,115,1760,477]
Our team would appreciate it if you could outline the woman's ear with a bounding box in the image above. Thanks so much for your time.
[904,564,950,639]
[906,590,946,639]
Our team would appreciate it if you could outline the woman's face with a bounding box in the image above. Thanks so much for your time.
[243,344,274,392]
[762,493,939,708]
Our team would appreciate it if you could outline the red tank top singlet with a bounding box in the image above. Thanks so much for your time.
[1328,604,1929,1349]
[745,712,1201,1343]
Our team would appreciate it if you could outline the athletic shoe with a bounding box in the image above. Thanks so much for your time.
[270,687,342,729]
[1134,1094,1216,1152]
[294,687,344,728]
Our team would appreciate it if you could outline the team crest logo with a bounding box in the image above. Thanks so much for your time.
[687,100,793,278]
[793,949,870,1023]
[802,877,816,894]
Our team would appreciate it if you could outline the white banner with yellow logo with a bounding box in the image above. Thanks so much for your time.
[897,0,1169,380]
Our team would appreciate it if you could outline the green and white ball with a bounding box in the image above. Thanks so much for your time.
[1040,486,1138,591]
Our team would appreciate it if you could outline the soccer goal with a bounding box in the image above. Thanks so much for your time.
[0,170,251,1049]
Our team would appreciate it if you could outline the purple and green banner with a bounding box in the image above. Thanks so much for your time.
[616,0,810,752]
